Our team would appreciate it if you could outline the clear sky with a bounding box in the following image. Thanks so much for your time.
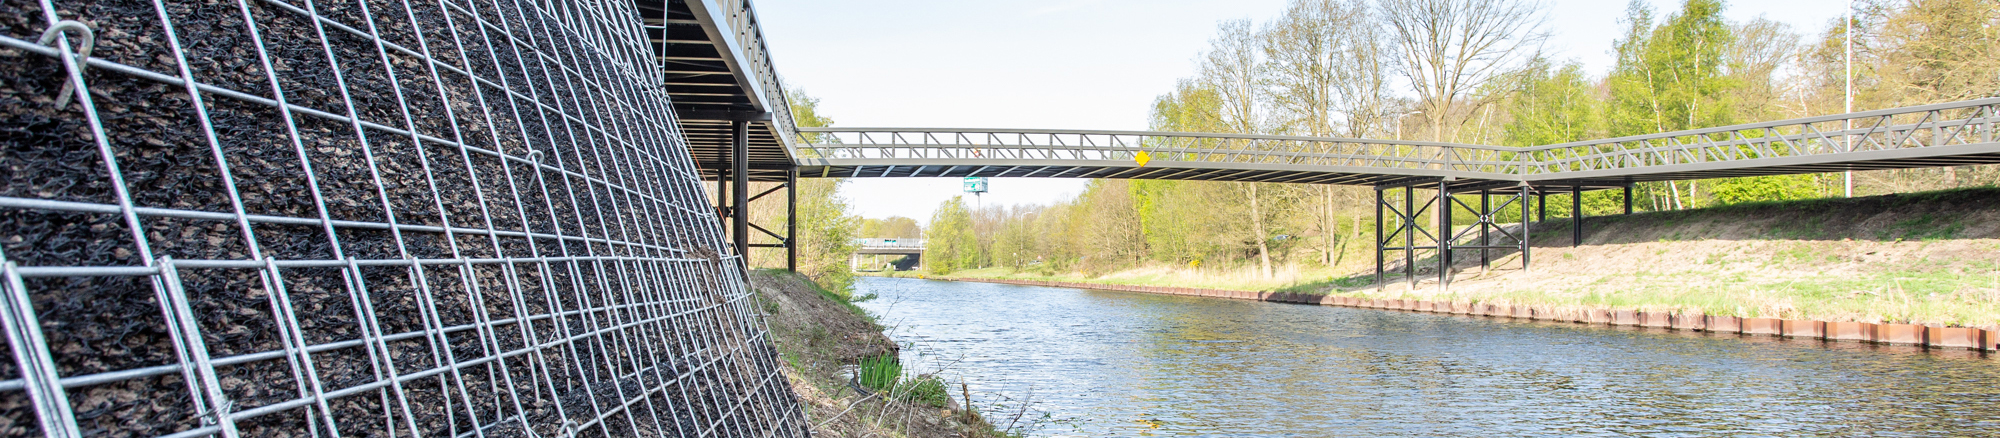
[752,0,1847,225]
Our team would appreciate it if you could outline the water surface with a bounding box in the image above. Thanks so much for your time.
[853,277,2000,437]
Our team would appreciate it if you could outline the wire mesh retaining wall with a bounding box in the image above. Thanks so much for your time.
[0,0,806,435]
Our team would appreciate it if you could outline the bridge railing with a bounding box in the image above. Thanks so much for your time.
[794,128,1527,175]
[1520,98,2000,176]
[855,238,924,249]
[702,0,802,148]
[794,98,2000,180]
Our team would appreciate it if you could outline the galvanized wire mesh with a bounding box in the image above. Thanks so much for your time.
[0,0,806,435]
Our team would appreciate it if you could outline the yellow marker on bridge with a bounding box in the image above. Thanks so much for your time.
[1134,150,1152,167]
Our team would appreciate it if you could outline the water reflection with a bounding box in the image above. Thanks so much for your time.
[854,277,2000,437]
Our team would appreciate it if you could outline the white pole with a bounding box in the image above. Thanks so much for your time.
[1844,0,1854,198]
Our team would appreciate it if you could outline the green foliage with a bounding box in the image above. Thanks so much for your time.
[1704,174,1819,205]
[858,216,922,238]
[925,196,980,274]
[857,353,900,391]
[1609,0,1738,137]
[896,376,952,408]
[1502,59,1604,147]
[783,89,859,296]
[854,354,951,408]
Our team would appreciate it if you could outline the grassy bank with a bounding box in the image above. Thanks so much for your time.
[942,187,2000,329]
[749,270,1018,437]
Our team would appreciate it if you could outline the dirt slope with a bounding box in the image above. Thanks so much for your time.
[750,270,1010,437]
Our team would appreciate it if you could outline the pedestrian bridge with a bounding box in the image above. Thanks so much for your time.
[790,99,2000,190]
[852,238,923,271]
[855,238,924,255]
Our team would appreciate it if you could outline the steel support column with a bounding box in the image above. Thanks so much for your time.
[716,164,730,230]
[1537,193,1547,223]
[1480,190,1491,271]
[732,120,751,262]
[1438,180,1452,290]
[786,168,798,272]
[1571,185,1583,247]
[1623,185,1633,215]
[1375,188,1384,292]
[1512,185,1528,274]
[1404,185,1416,291]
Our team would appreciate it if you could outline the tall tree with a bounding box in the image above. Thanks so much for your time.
[1502,59,1604,147]
[924,197,980,275]
[1381,0,1549,142]
[1261,0,1392,266]
[773,88,859,294]
[1201,20,1283,279]
[1609,0,1738,209]
[858,216,922,238]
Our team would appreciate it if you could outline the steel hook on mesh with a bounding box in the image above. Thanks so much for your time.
[37,20,96,110]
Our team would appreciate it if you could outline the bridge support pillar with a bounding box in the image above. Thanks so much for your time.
[1405,185,1417,291]
[1480,190,1491,272]
[1438,180,1452,292]
[1521,185,1532,273]
[731,120,751,265]
[787,168,798,272]
[1375,188,1384,293]
[1571,184,1583,247]
[1623,185,1633,215]
[1537,192,1546,223]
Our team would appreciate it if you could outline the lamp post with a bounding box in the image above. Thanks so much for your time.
[1394,110,1424,141]
[1844,0,1854,198]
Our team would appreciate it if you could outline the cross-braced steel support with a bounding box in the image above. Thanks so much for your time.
[1377,180,1535,291]
[1442,184,1533,289]
[715,167,800,272]
[1375,181,1437,291]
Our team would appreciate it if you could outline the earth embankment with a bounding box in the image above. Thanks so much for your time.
[749,270,1012,437]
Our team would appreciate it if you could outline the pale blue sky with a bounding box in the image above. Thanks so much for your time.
[753,0,1848,223]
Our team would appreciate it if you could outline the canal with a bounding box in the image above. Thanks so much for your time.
[852,277,2000,437]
